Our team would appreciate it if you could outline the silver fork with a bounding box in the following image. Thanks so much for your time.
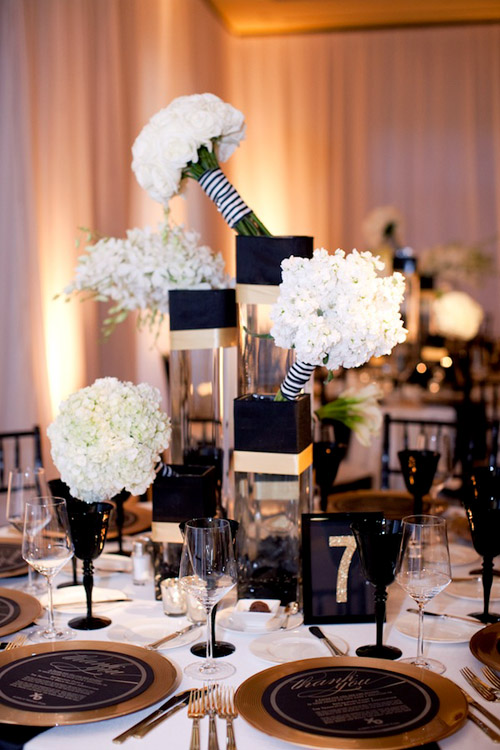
[206,683,220,750]
[461,667,500,701]
[188,689,205,750]
[5,635,27,650]
[217,687,238,750]
[483,667,500,690]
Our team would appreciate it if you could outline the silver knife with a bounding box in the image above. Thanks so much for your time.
[133,699,188,739]
[112,690,191,743]
[406,608,483,625]
[146,623,199,650]
[53,598,133,609]
[461,688,500,732]
[309,626,344,656]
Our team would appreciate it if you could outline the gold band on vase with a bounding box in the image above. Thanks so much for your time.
[169,327,238,351]
[236,284,280,305]
[233,444,313,476]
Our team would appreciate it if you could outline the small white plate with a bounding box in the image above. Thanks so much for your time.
[107,618,202,650]
[250,628,349,663]
[395,611,482,643]
[218,607,303,634]
[447,578,500,601]
[449,543,479,568]
[39,586,129,613]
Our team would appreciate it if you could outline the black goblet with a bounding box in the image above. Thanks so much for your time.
[66,499,113,630]
[110,489,131,556]
[398,450,440,515]
[462,466,500,624]
[351,517,403,659]
[313,441,347,512]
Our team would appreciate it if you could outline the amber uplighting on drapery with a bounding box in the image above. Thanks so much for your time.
[1,0,500,465]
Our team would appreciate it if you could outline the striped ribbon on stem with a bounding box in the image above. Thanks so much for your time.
[277,361,316,400]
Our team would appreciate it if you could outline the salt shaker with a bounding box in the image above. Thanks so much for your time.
[131,538,151,585]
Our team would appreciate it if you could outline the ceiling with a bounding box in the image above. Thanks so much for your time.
[205,0,500,36]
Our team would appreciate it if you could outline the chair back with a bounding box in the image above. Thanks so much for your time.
[0,426,42,492]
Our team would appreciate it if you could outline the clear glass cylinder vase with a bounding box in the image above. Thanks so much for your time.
[236,236,313,395]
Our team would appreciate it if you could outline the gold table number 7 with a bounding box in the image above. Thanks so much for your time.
[328,535,357,603]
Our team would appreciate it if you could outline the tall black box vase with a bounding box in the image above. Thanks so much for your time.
[151,464,217,599]
[236,236,313,395]
[167,288,238,511]
[233,393,313,605]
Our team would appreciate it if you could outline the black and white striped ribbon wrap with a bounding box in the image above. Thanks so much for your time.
[279,361,316,400]
[198,168,253,228]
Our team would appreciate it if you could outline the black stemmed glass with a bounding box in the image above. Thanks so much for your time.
[462,466,500,624]
[66,499,114,630]
[351,517,403,660]
[398,450,440,515]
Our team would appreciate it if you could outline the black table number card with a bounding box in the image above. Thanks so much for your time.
[302,512,383,624]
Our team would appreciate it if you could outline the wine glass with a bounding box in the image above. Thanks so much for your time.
[462,466,500,623]
[22,497,74,641]
[395,515,451,673]
[351,517,403,660]
[7,468,50,593]
[398,450,440,515]
[179,518,237,680]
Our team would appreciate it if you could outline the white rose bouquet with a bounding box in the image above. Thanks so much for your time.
[270,248,407,400]
[64,217,232,337]
[47,377,171,503]
[132,93,270,236]
[315,383,383,447]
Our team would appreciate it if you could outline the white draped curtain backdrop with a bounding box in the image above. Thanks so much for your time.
[1,0,499,466]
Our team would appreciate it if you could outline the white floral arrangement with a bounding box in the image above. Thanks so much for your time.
[47,377,171,503]
[64,218,232,337]
[419,241,493,286]
[362,205,404,249]
[132,93,270,236]
[315,383,383,447]
[432,291,483,341]
[271,248,407,371]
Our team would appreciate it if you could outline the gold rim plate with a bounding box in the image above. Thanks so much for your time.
[0,539,28,579]
[0,587,42,637]
[106,500,151,540]
[470,622,500,670]
[0,640,180,726]
[236,656,467,749]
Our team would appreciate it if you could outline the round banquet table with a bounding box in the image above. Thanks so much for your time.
[1,557,499,750]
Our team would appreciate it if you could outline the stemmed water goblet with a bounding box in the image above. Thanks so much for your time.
[22,497,74,641]
[351,517,403,660]
[7,467,50,593]
[395,515,451,673]
[462,466,500,623]
[179,518,237,680]
[398,450,440,515]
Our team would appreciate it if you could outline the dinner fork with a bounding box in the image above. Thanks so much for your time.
[461,667,500,701]
[217,687,238,750]
[5,635,27,650]
[188,689,205,750]
[483,667,500,690]
[206,683,220,750]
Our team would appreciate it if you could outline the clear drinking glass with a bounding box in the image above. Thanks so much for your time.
[395,514,451,673]
[179,518,237,680]
[22,497,74,641]
[7,467,49,593]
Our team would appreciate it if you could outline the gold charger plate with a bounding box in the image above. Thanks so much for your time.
[0,587,42,637]
[470,622,500,670]
[236,657,467,749]
[0,539,28,579]
[106,500,151,540]
[0,640,180,726]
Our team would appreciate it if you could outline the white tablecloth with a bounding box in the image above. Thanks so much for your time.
[1,557,500,750]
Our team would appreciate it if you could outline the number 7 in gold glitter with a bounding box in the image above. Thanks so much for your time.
[328,535,357,603]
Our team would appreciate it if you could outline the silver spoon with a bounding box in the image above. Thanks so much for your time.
[280,601,299,630]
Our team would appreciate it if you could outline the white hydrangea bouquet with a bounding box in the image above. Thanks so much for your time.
[132,93,270,236]
[270,248,407,400]
[64,217,232,337]
[315,383,383,447]
[47,377,171,503]
[362,205,404,250]
[432,290,483,341]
